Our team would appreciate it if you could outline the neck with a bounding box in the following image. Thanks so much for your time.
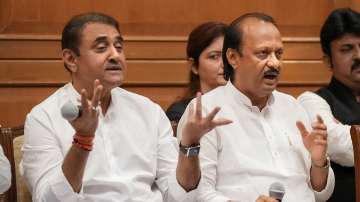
[200,82,213,94]
[248,93,268,110]
[232,80,268,110]
[100,90,112,114]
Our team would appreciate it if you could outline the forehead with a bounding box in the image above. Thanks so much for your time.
[331,33,360,47]
[80,22,121,43]
[240,19,283,48]
[203,36,224,52]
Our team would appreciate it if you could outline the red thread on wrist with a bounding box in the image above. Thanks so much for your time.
[72,139,93,151]
[72,132,94,151]
[74,132,94,145]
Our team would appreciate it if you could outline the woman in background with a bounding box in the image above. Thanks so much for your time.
[166,22,227,136]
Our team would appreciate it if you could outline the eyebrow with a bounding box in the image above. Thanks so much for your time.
[207,50,222,54]
[93,35,123,45]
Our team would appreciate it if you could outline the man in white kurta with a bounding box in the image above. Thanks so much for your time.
[178,13,335,202]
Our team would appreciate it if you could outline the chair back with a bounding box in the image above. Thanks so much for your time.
[351,125,360,202]
[0,126,31,202]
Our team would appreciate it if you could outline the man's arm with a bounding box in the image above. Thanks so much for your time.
[296,115,330,191]
[176,93,232,192]
[62,80,103,192]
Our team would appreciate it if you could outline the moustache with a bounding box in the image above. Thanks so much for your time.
[264,68,280,77]
[351,59,360,72]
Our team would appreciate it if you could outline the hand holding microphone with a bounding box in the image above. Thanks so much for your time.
[61,80,103,136]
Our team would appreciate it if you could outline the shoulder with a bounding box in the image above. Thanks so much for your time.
[28,85,69,119]
[272,90,298,104]
[316,86,333,100]
[273,90,308,114]
[201,85,227,106]
[111,87,163,112]
[297,91,328,105]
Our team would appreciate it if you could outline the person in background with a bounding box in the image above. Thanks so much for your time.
[297,7,360,202]
[166,22,227,136]
[0,144,11,194]
[177,12,335,202]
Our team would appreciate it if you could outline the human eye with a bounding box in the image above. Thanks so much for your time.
[95,42,108,52]
[114,42,123,52]
[340,44,353,53]
[275,49,283,60]
[256,50,269,59]
[209,53,221,60]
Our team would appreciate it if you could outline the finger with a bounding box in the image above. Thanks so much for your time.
[316,114,324,124]
[195,92,202,119]
[205,107,220,122]
[296,121,308,139]
[311,122,327,131]
[187,101,194,118]
[211,119,233,127]
[81,89,89,113]
[91,80,103,107]
[311,129,327,138]
[314,139,327,145]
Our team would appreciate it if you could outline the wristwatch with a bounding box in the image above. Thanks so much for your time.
[312,156,330,169]
[179,142,200,157]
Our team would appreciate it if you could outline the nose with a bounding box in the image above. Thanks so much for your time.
[267,53,281,70]
[354,45,360,59]
[220,58,224,69]
[108,45,121,61]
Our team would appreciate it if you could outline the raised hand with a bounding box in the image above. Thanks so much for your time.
[70,79,103,136]
[181,92,232,146]
[296,115,328,166]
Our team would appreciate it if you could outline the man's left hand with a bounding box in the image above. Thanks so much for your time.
[296,115,328,167]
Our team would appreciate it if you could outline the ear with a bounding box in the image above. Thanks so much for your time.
[226,48,240,70]
[323,55,332,69]
[62,49,78,73]
[188,58,198,75]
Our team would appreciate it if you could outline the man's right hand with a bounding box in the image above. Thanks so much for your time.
[70,79,103,136]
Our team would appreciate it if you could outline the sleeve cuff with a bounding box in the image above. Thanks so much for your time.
[167,173,198,202]
[313,167,335,201]
[47,166,85,201]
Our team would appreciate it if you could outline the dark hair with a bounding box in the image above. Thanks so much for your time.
[320,8,360,63]
[183,21,227,100]
[223,12,277,81]
[61,12,121,70]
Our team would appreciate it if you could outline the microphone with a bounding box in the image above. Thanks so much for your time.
[61,100,81,121]
[269,182,285,202]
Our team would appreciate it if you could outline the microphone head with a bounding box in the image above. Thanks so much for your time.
[269,182,285,200]
[61,100,79,121]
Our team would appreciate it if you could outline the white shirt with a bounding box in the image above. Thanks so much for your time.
[22,83,197,202]
[177,82,335,202]
[0,145,11,194]
[297,91,354,167]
